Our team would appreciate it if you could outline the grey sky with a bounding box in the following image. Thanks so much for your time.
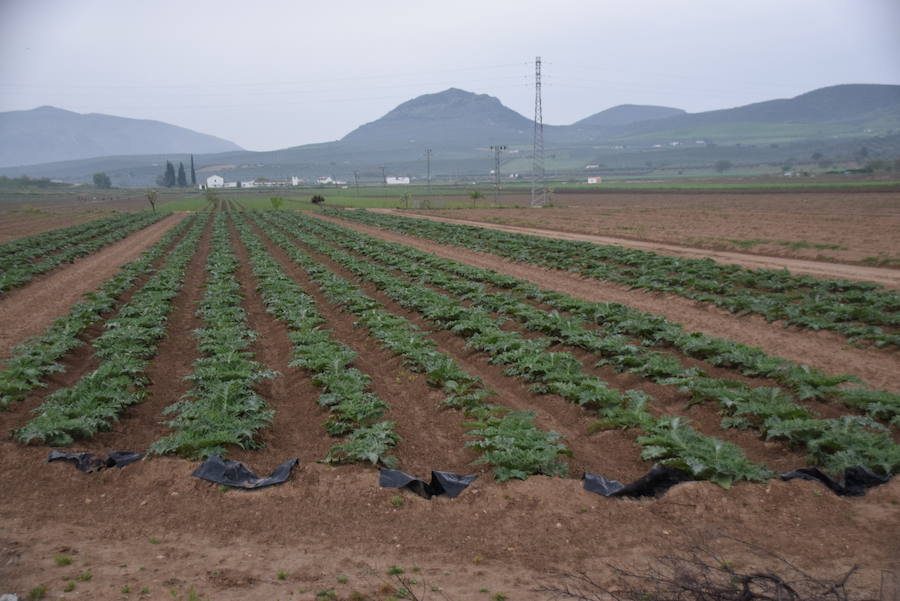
[1,0,898,151]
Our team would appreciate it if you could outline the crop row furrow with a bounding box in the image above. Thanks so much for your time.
[13,214,206,445]
[0,214,199,409]
[297,214,899,476]
[243,211,569,480]
[311,213,900,423]
[260,210,772,488]
[323,209,900,347]
[230,212,398,467]
[0,211,157,264]
[148,212,274,458]
[0,211,166,293]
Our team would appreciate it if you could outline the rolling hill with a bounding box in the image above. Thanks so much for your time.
[0,106,243,168]
[573,104,686,128]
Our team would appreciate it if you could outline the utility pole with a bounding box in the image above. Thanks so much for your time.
[353,170,359,198]
[381,166,386,186]
[425,148,432,206]
[490,144,506,206]
[531,56,547,207]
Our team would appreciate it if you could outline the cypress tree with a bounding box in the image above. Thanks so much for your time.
[190,154,197,186]
[177,162,187,187]
[163,161,176,188]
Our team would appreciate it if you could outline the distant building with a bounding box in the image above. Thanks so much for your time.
[587,176,603,184]
[206,175,224,188]
[386,176,411,185]
[316,176,335,185]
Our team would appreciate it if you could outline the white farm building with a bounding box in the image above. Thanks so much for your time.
[206,175,224,188]
[386,176,411,185]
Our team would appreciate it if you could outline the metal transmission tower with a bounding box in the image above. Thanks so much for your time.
[531,56,547,207]
[490,144,506,206]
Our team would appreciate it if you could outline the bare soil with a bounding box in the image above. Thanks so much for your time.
[1,203,898,601]
[407,190,900,270]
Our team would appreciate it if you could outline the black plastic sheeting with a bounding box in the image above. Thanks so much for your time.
[191,454,299,489]
[47,450,143,473]
[583,465,694,498]
[379,469,478,499]
[780,466,891,497]
[584,464,892,499]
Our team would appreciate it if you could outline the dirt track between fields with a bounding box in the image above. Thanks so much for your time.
[375,209,900,288]
[0,213,186,360]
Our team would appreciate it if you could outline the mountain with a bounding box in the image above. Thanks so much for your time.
[607,84,900,143]
[0,106,243,168]
[573,104,685,128]
[2,84,898,186]
[341,88,536,149]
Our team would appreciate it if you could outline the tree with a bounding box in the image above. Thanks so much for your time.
[270,196,284,209]
[176,162,187,187]
[92,172,111,189]
[161,161,176,188]
[146,189,158,212]
[311,194,325,205]
[714,160,733,173]
[469,190,483,208]
[190,154,196,187]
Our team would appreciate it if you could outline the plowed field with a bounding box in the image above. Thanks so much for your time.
[1,198,898,601]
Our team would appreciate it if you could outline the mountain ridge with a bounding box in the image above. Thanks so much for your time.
[0,106,243,168]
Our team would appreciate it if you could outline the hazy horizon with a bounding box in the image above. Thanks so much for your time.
[2,0,899,152]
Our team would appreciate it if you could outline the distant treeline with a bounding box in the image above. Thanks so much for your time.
[0,175,68,189]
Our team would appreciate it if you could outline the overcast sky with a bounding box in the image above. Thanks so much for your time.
[1,0,898,151]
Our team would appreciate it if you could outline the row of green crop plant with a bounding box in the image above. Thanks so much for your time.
[322,208,900,348]
[312,217,900,427]
[295,215,899,476]
[0,211,158,265]
[0,214,199,409]
[15,215,206,445]
[148,212,274,458]
[230,212,398,467]
[259,210,772,488]
[243,210,569,480]
[0,211,165,293]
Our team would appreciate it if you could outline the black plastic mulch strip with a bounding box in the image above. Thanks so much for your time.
[583,465,694,498]
[379,469,478,499]
[780,466,890,496]
[47,450,143,473]
[191,453,299,489]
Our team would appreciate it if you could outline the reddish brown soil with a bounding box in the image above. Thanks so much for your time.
[0,213,187,361]
[1,207,898,601]
[406,189,900,270]
[284,222,810,476]
[313,214,900,392]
